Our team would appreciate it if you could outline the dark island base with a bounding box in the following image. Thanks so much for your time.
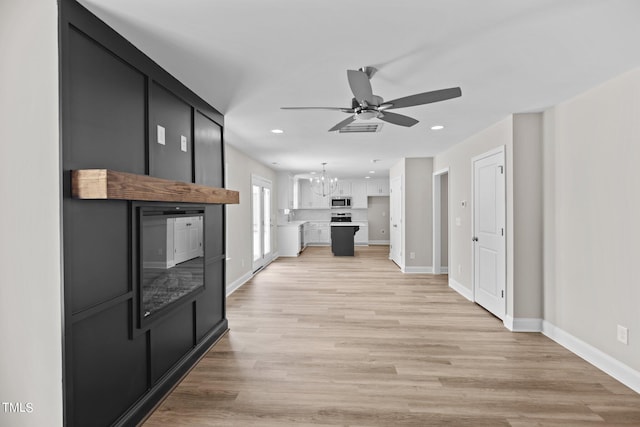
[330,225,360,256]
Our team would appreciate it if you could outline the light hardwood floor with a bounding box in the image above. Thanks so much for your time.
[143,246,640,426]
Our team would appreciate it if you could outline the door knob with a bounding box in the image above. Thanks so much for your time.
[472,237,478,242]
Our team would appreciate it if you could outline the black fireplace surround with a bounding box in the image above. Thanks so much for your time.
[60,0,228,425]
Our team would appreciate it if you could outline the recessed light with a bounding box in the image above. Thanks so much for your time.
[365,176,371,179]
[271,129,284,134]
[430,125,444,130]
[369,170,375,174]
[310,171,316,175]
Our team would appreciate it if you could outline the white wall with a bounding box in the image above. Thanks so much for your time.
[434,117,514,302]
[0,0,63,426]
[512,114,543,320]
[543,68,640,372]
[390,158,434,271]
[225,144,277,290]
[367,196,390,242]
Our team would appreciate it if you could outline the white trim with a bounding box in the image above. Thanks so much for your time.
[226,271,252,296]
[432,168,449,275]
[471,145,506,318]
[368,240,390,245]
[402,266,433,274]
[504,315,542,332]
[542,321,640,394]
[448,278,473,301]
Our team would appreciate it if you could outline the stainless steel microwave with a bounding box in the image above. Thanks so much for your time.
[331,197,351,208]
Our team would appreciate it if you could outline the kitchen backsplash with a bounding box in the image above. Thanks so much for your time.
[278,209,369,224]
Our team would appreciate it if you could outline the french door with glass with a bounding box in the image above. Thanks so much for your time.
[252,175,272,272]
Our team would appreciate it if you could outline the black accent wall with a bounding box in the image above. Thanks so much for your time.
[60,1,227,425]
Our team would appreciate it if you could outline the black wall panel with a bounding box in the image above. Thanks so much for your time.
[195,111,223,187]
[205,204,225,258]
[149,82,192,183]
[150,303,195,383]
[66,28,145,173]
[65,200,129,314]
[72,303,147,426]
[61,1,227,425]
[196,260,224,341]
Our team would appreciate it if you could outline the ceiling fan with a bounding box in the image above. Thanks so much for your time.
[281,67,462,132]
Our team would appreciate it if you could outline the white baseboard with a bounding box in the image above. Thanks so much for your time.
[226,270,252,296]
[402,266,433,274]
[504,315,543,332]
[542,321,640,394]
[448,278,473,301]
[368,240,390,245]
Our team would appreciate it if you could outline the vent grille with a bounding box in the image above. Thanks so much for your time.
[338,123,384,133]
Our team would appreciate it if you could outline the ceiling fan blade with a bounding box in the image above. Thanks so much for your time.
[381,87,462,110]
[328,115,356,132]
[281,107,354,113]
[378,111,419,127]
[347,70,375,105]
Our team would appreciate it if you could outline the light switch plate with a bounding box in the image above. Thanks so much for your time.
[157,125,165,145]
[180,135,187,152]
[617,325,629,345]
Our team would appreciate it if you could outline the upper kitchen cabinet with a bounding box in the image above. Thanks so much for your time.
[351,180,367,209]
[366,178,390,196]
[335,181,351,197]
[277,172,296,210]
[299,179,330,209]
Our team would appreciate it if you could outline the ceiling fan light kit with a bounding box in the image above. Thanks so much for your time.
[281,66,461,132]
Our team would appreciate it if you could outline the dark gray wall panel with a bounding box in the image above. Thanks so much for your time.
[205,204,224,258]
[66,28,145,173]
[196,260,224,341]
[149,83,192,182]
[65,200,129,313]
[194,111,223,187]
[151,303,194,383]
[72,302,147,426]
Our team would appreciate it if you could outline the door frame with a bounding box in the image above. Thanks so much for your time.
[251,174,273,272]
[432,168,449,275]
[471,146,506,317]
[389,175,402,268]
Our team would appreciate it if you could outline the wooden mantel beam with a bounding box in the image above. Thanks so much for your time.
[71,169,239,204]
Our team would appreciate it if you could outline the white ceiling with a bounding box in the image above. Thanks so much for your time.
[78,0,640,179]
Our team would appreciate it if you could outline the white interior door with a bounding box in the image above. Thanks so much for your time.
[390,176,402,267]
[472,148,506,319]
[252,175,273,272]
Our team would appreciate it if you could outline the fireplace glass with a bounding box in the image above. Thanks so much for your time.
[139,206,205,322]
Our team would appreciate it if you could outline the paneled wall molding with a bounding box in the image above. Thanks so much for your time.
[71,169,239,204]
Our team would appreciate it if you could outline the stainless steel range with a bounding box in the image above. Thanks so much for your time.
[330,212,351,223]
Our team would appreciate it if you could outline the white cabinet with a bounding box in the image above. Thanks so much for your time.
[335,181,351,196]
[278,222,305,256]
[366,179,389,196]
[304,222,330,245]
[299,180,330,209]
[277,172,296,210]
[351,180,368,209]
[354,224,369,245]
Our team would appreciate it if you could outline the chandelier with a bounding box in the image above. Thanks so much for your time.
[310,163,338,197]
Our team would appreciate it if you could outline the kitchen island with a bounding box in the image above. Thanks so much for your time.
[330,223,360,256]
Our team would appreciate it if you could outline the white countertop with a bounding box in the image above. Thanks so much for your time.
[330,222,365,227]
[277,220,308,227]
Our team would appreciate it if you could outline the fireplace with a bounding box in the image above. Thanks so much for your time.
[136,204,206,327]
